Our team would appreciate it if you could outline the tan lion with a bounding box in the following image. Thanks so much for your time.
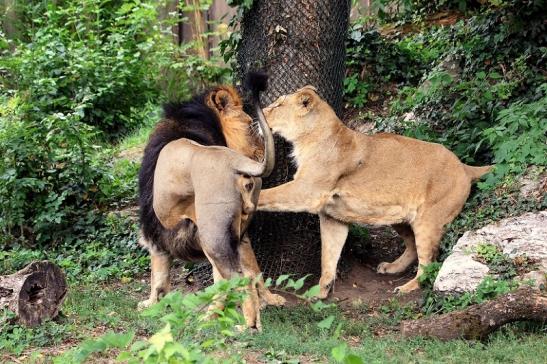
[138,73,285,330]
[258,86,491,298]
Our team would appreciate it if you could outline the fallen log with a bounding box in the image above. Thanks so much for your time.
[401,287,547,340]
[0,261,67,327]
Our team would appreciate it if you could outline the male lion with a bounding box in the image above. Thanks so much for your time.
[138,73,285,330]
[258,86,491,298]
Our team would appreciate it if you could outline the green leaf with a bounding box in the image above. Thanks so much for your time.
[317,315,335,329]
[149,324,173,352]
[302,284,320,299]
[345,354,365,364]
[276,274,290,287]
[331,343,348,362]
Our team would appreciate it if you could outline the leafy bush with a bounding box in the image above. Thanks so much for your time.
[0,214,147,283]
[0,97,107,246]
[481,87,547,186]
[344,25,429,108]
[0,0,161,247]
[2,0,160,136]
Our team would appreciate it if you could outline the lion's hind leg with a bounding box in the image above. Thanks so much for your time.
[240,234,286,308]
[138,237,172,310]
[377,224,417,275]
[394,221,442,293]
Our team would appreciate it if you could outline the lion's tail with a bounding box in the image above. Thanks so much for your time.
[464,164,494,182]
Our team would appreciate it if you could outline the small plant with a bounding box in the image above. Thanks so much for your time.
[421,276,518,315]
[331,342,364,364]
[474,243,537,280]
[0,309,71,356]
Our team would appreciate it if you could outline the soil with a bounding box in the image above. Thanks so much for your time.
[269,260,421,310]
[165,224,420,310]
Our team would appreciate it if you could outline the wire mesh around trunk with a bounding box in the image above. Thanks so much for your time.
[189,0,349,287]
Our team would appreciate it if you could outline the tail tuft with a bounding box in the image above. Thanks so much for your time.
[245,71,268,99]
[465,165,494,181]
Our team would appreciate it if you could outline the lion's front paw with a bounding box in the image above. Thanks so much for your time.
[137,298,156,311]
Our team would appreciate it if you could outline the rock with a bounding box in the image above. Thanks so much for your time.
[434,211,547,294]
[434,253,490,294]
[517,271,546,291]
[519,166,547,201]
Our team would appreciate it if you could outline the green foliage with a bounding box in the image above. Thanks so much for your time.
[219,0,255,66]
[1,214,147,283]
[420,261,519,315]
[383,6,545,167]
[481,87,547,187]
[0,310,70,356]
[474,243,537,280]
[417,261,442,289]
[2,0,160,136]
[344,26,429,108]
[0,99,105,246]
[0,1,230,250]
[331,343,365,364]
[0,0,160,247]
[373,0,545,24]
[56,277,250,363]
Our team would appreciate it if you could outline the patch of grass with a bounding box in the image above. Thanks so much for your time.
[353,330,547,364]
[245,298,546,364]
[115,105,159,153]
[62,281,157,334]
[2,279,546,363]
[246,305,342,359]
[0,281,157,359]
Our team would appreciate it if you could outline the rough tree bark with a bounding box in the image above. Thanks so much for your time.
[237,0,350,280]
[0,261,67,327]
[401,288,547,340]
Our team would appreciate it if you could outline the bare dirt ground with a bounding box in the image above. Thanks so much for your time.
[160,224,420,311]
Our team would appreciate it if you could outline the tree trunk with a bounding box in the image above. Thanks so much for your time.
[400,288,547,340]
[237,0,350,280]
[0,261,67,327]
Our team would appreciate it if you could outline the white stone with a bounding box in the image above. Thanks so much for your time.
[434,211,547,294]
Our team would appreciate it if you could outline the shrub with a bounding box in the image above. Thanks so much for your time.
[344,26,429,108]
[1,0,162,137]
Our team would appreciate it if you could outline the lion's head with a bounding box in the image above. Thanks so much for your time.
[205,86,260,160]
[263,86,338,141]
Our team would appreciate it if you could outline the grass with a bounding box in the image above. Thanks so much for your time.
[1,275,545,363]
[0,280,158,362]
[115,105,159,153]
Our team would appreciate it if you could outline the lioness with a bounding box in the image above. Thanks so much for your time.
[258,86,491,297]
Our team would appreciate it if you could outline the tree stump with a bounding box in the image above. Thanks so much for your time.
[401,288,547,340]
[0,261,67,327]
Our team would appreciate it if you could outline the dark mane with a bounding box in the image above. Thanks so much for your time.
[138,91,227,258]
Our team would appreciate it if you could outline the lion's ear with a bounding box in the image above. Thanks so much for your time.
[298,87,317,112]
[208,88,239,113]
